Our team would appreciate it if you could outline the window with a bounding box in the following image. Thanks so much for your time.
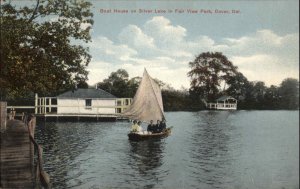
[85,99,92,109]
[117,100,122,106]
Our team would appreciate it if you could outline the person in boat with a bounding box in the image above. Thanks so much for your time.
[131,120,141,132]
[159,119,166,132]
[147,120,155,133]
[137,121,143,132]
[152,120,161,133]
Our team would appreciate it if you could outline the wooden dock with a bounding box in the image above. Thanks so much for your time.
[0,118,50,188]
[35,113,120,122]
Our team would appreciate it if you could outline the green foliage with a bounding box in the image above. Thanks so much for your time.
[226,72,250,100]
[127,76,142,97]
[0,0,93,98]
[187,52,299,110]
[97,69,205,111]
[97,69,172,98]
[236,79,299,110]
[262,85,280,109]
[278,78,299,109]
[187,52,238,101]
[96,69,298,111]
[162,89,204,111]
[97,69,136,98]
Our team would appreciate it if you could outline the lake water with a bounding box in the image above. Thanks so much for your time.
[35,111,299,189]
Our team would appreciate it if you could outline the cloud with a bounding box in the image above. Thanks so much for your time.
[90,36,137,63]
[144,16,187,45]
[87,16,299,89]
[118,25,155,50]
[231,54,299,86]
[223,30,299,57]
[223,30,299,85]
[143,16,192,59]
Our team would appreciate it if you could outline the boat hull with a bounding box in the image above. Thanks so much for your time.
[128,128,172,141]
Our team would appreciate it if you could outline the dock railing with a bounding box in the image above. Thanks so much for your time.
[26,116,51,188]
[206,102,237,110]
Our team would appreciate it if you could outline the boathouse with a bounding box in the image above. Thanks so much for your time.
[206,96,237,110]
[6,88,132,121]
[57,88,117,114]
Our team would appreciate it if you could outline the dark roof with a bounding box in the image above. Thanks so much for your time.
[216,96,236,102]
[57,88,116,99]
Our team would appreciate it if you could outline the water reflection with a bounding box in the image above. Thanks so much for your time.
[188,111,237,188]
[33,111,298,189]
[35,122,106,189]
[128,139,167,188]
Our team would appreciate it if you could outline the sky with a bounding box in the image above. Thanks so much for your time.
[12,0,299,89]
[84,0,299,89]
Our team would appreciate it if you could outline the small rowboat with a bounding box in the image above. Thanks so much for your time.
[128,127,172,141]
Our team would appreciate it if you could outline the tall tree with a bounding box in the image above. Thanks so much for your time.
[96,69,172,98]
[127,76,141,97]
[97,69,129,97]
[278,78,299,109]
[187,52,238,101]
[253,81,267,102]
[226,72,250,100]
[263,85,280,109]
[0,0,93,99]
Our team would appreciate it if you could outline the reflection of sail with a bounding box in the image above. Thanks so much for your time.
[129,139,164,172]
[123,69,164,123]
[127,139,167,188]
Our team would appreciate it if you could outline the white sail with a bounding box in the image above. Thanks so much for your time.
[122,69,164,123]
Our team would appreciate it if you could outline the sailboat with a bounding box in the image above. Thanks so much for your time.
[122,69,172,141]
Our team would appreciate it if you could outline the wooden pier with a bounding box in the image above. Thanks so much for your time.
[35,113,121,122]
[0,116,50,188]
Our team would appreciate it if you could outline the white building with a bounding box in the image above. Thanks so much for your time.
[206,96,237,110]
[57,88,118,114]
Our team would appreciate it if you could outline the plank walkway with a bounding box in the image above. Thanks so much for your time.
[0,120,34,188]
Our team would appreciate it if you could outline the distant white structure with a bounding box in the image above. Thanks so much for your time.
[206,96,237,110]
[56,88,129,114]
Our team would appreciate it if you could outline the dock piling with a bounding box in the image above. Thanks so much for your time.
[0,101,7,131]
